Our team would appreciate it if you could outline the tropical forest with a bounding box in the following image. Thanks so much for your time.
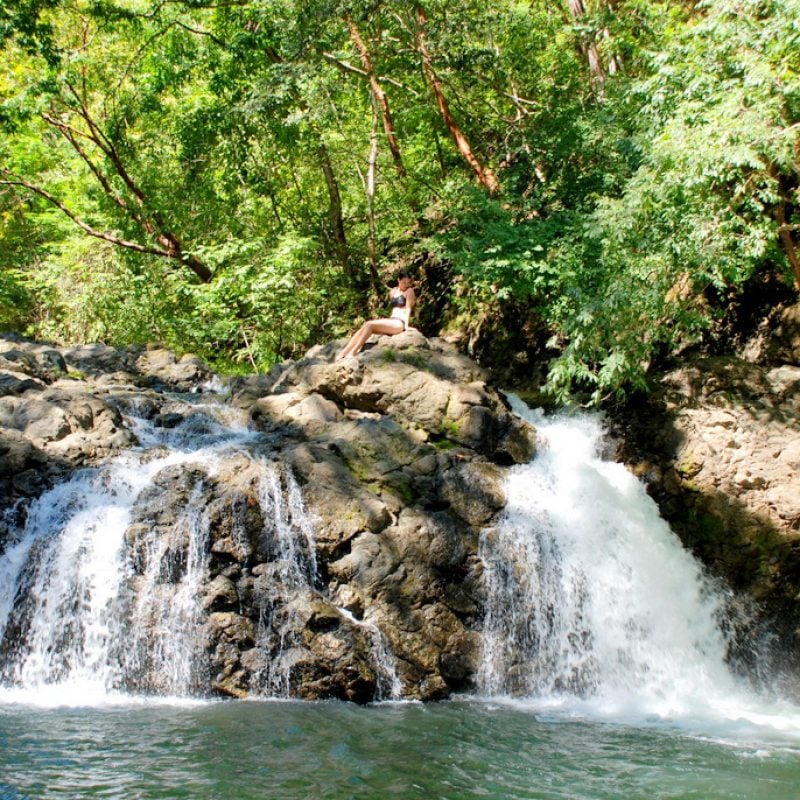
[2,0,797,399]
[1,2,800,798]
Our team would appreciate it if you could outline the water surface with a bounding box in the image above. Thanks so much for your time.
[2,699,799,799]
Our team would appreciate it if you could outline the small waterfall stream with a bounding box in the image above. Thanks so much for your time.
[0,400,254,700]
[0,395,401,704]
[251,462,320,697]
[479,398,800,732]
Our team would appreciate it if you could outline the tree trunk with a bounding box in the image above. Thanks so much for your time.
[777,203,800,291]
[318,144,355,280]
[347,16,407,180]
[415,6,499,195]
[366,102,380,283]
[265,47,354,280]
[565,0,607,86]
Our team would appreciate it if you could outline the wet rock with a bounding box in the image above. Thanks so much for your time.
[437,460,507,526]
[0,332,532,703]
[202,575,239,611]
[615,349,800,674]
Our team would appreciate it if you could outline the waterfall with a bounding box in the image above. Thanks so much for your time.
[0,398,338,703]
[251,464,320,697]
[0,392,410,705]
[335,606,403,701]
[479,398,800,729]
[0,401,252,702]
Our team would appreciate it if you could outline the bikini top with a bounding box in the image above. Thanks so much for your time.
[390,293,407,309]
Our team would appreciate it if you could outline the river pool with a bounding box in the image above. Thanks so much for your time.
[1,697,799,799]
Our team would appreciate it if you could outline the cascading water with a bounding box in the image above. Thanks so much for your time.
[479,397,800,734]
[253,465,402,700]
[0,394,401,704]
[335,606,403,701]
[0,400,256,702]
[251,462,320,696]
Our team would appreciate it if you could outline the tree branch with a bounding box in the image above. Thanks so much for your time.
[347,16,407,179]
[414,5,499,195]
[322,51,419,95]
[776,203,800,291]
[0,173,172,258]
[1,171,212,282]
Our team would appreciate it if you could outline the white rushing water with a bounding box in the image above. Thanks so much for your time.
[479,398,800,741]
[0,394,407,707]
[0,400,315,705]
[3,387,800,741]
[0,401,253,705]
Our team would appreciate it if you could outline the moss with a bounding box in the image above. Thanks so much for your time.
[676,454,703,479]
[439,416,461,439]
[341,454,371,483]
[692,509,726,541]
[399,347,426,369]
[389,479,418,505]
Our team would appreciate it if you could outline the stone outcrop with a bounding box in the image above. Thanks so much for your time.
[0,331,535,702]
[615,302,800,672]
[223,331,536,700]
[0,337,213,526]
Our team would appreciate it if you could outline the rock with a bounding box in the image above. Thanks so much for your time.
[203,575,239,611]
[0,332,533,703]
[0,370,44,396]
[773,303,800,365]
[0,342,67,384]
[747,302,800,366]
[247,336,536,466]
[615,351,800,674]
[437,460,507,526]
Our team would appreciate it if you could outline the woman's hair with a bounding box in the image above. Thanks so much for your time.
[397,269,411,281]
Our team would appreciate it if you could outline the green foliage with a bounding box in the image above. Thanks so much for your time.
[181,232,342,371]
[540,0,800,401]
[427,182,575,305]
[0,0,796,401]
[0,0,62,65]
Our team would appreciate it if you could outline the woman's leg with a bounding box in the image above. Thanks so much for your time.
[337,324,366,360]
[337,318,403,359]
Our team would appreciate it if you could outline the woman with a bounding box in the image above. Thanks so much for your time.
[336,271,416,360]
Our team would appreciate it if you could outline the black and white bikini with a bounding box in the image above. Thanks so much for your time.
[389,292,408,329]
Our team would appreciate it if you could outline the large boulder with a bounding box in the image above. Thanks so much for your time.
[231,334,531,699]
[233,334,536,465]
[0,332,534,702]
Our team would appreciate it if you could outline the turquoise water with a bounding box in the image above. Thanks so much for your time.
[1,699,799,800]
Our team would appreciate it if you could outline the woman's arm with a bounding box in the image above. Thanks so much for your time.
[405,287,416,325]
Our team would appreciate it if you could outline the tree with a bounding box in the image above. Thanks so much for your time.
[1,3,215,282]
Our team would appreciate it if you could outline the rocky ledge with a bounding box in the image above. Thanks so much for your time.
[0,337,212,516]
[0,331,535,702]
[224,330,536,699]
[615,302,800,675]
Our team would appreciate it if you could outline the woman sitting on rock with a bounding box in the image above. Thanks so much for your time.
[336,270,416,360]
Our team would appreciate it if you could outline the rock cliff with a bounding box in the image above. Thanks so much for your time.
[614,302,800,675]
[0,331,535,701]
